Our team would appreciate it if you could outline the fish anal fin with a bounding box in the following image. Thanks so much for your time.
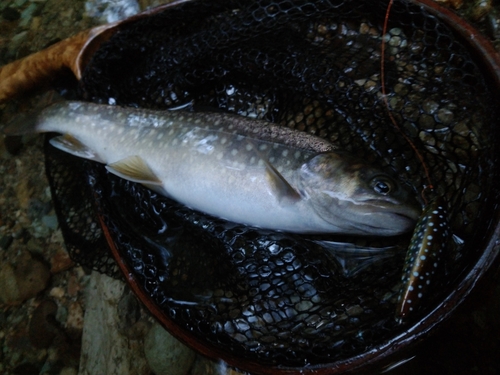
[50,134,104,162]
[106,155,162,185]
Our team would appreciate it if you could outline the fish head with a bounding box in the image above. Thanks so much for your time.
[299,152,421,236]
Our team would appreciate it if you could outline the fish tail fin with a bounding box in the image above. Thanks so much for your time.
[1,90,64,136]
[2,110,40,136]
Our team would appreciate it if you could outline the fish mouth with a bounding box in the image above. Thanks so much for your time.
[360,198,422,222]
[352,207,421,236]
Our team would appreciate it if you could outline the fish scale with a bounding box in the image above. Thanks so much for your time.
[396,197,450,323]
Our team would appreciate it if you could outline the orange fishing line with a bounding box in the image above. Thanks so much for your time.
[380,0,434,204]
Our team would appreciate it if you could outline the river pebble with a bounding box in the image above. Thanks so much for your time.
[144,323,196,375]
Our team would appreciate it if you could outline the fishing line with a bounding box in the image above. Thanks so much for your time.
[380,0,434,204]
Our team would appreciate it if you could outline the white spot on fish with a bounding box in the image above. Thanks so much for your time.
[231,149,238,156]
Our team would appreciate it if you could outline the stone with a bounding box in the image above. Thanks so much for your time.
[41,214,58,230]
[1,7,21,21]
[49,286,65,299]
[0,251,50,304]
[15,178,35,209]
[14,251,51,301]
[78,271,150,375]
[66,301,84,333]
[0,263,20,303]
[0,234,13,250]
[117,288,151,340]
[189,356,246,375]
[28,299,60,349]
[50,250,74,274]
[144,323,196,375]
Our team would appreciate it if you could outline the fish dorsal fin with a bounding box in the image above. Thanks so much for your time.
[106,155,162,185]
[49,134,104,163]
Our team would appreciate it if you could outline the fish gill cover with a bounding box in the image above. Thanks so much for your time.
[44,0,499,370]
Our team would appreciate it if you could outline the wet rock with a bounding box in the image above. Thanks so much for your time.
[78,271,150,375]
[16,178,35,209]
[0,234,13,250]
[42,214,58,230]
[67,274,81,297]
[60,367,78,375]
[28,299,60,349]
[144,323,196,375]
[19,3,40,28]
[117,287,151,340]
[49,286,65,300]
[12,362,40,375]
[66,301,84,335]
[1,7,21,21]
[0,263,19,304]
[189,356,245,375]
[50,250,74,274]
[0,251,50,304]
[84,0,140,23]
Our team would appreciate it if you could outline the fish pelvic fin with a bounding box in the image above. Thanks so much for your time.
[50,134,105,163]
[106,155,162,185]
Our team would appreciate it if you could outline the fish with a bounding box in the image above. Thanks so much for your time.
[3,101,421,235]
[395,197,450,323]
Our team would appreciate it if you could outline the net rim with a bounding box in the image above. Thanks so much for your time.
[84,0,500,373]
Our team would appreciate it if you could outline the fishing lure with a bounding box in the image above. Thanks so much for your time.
[395,197,450,323]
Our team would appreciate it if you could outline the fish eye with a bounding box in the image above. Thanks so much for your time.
[370,177,395,195]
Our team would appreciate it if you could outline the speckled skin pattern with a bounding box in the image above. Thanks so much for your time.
[28,101,420,235]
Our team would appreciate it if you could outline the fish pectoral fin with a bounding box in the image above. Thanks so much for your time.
[50,135,104,163]
[245,139,301,204]
[264,160,302,204]
[106,155,162,185]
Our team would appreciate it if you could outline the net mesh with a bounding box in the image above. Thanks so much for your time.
[44,0,499,368]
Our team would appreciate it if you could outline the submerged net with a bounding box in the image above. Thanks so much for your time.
[45,0,499,370]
